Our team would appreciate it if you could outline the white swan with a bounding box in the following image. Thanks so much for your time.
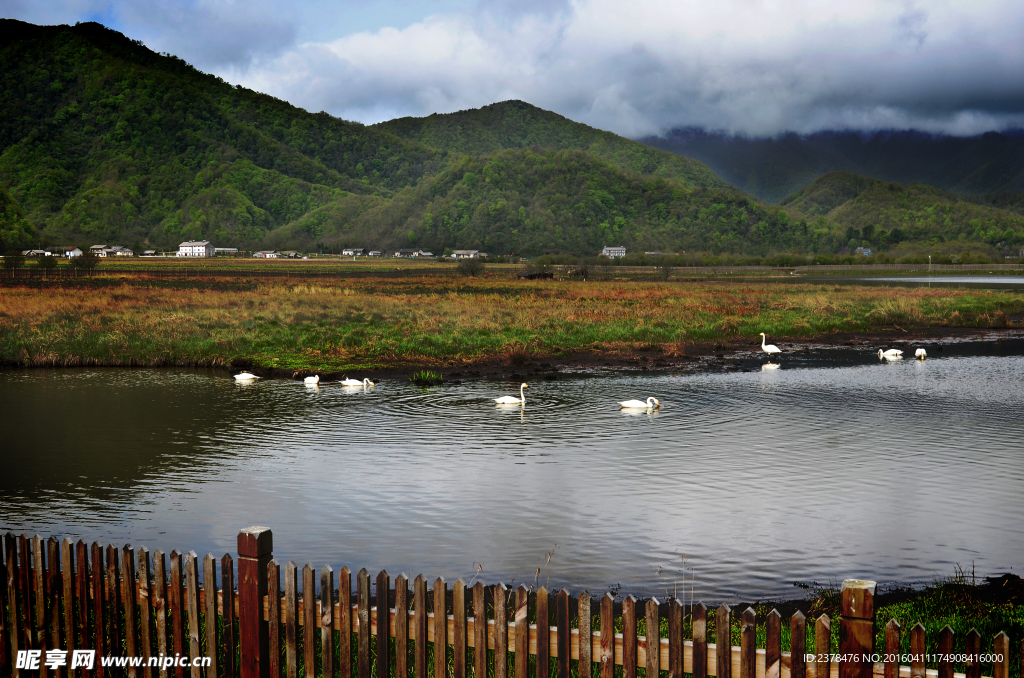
[234,372,260,381]
[915,348,927,360]
[304,375,320,385]
[759,332,781,359]
[619,397,660,409]
[878,349,903,359]
[495,383,528,405]
[341,377,375,387]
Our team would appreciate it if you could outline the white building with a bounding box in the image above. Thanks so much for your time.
[451,249,481,259]
[602,246,626,259]
[253,250,278,259]
[178,240,214,257]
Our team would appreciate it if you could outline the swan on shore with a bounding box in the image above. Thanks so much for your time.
[915,348,927,360]
[341,377,375,387]
[619,397,661,409]
[759,333,781,359]
[495,383,528,405]
[234,372,259,381]
[878,349,904,359]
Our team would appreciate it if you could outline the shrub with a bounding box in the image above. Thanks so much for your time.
[72,251,100,271]
[2,249,25,269]
[456,258,485,277]
[36,255,57,272]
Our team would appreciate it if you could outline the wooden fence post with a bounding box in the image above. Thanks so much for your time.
[839,580,876,678]
[237,527,273,678]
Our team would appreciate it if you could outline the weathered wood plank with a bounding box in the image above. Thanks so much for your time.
[284,562,299,678]
[7,534,22,678]
[514,586,528,678]
[267,560,281,678]
[815,615,830,678]
[622,596,637,678]
[964,629,980,678]
[433,578,448,678]
[138,548,153,678]
[322,565,335,678]
[18,535,32,656]
[453,579,466,678]
[357,569,370,678]
[0,539,10,678]
[741,608,756,678]
[937,627,953,678]
[765,610,781,678]
[539,588,551,678]
[338,567,352,678]
[378,571,391,678]
[791,612,806,678]
[693,603,707,678]
[472,582,485,678]
[646,598,661,678]
[61,539,76,674]
[578,593,591,678]
[910,624,925,678]
[716,605,731,678]
[185,552,202,678]
[152,550,167,678]
[414,576,427,678]
[493,584,508,678]
[123,545,140,678]
[992,633,1009,678]
[668,598,682,678]
[47,538,63,678]
[169,551,185,678]
[396,575,410,678]
[221,554,236,678]
[599,594,615,678]
[203,555,218,678]
[556,589,570,678]
[303,565,316,678]
[76,540,91,678]
[33,536,50,678]
[106,544,122,664]
[884,621,901,678]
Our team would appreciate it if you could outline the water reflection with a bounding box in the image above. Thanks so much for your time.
[2,353,1023,602]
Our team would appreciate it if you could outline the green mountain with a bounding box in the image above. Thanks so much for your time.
[375,100,729,190]
[642,129,1024,203]
[781,172,1024,255]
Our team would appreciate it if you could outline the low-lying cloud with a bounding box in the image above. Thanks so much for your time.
[6,0,1024,137]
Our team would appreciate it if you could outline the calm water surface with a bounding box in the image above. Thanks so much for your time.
[2,351,1023,601]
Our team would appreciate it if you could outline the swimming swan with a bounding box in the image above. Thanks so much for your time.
[341,377,375,387]
[495,383,528,405]
[878,349,904,359]
[234,372,260,381]
[915,348,927,360]
[759,332,781,358]
[304,375,320,385]
[619,397,661,409]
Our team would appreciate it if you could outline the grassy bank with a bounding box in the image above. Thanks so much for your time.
[1,276,1023,372]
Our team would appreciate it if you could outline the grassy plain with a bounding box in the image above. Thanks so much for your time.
[2,274,1023,372]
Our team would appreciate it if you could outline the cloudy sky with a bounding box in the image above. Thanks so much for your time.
[4,0,1024,138]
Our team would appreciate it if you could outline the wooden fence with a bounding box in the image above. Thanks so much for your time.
[1,528,1019,678]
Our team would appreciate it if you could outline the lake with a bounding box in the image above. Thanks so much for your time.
[2,345,1023,603]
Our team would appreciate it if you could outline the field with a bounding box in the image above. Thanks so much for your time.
[2,272,1023,374]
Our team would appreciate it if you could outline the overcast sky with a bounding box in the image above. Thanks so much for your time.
[4,0,1024,138]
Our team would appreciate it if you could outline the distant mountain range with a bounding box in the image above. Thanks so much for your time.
[641,128,1024,203]
[0,19,1021,259]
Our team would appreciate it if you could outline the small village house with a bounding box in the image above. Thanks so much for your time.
[451,249,482,259]
[178,240,214,257]
[602,245,626,258]
[342,247,368,256]
[253,250,279,258]
[394,248,423,258]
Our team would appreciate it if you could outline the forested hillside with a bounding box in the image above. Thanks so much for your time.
[643,128,1024,203]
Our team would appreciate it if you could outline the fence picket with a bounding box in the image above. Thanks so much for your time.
[357,569,370,678]
[203,555,218,678]
[185,552,201,678]
[646,598,661,678]
[693,603,707,678]
[169,551,185,678]
[284,562,298,678]
[60,538,76,675]
[716,605,731,678]
[47,538,62,678]
[741,608,756,678]
[396,575,410,678]
[815,615,830,678]
[267,560,280,678]
[669,598,682,678]
[414,576,427,678]
[106,545,121,663]
[884,621,900,678]
[623,596,637,678]
[339,567,352,678]
[910,624,925,678]
[2,534,13,678]
[514,586,528,678]
[494,584,509,678]
[765,609,781,678]
[992,633,1009,678]
[303,565,316,678]
[578,593,591,678]
[378,572,391,678]
[138,548,153,678]
[221,554,235,678]
[538,588,550,678]
[453,579,466,678]
[938,626,954,678]
[472,582,485,678]
[153,550,167,678]
[33,536,49,678]
[433,578,448,678]
[124,545,139,678]
[322,565,335,678]
[599,593,613,678]
[790,612,806,678]
[965,629,981,678]
[76,540,90,678]
[556,589,570,678]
